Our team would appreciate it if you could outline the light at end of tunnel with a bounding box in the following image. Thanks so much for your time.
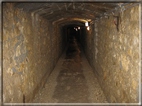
[74,27,78,31]
[85,22,89,26]
[87,26,90,31]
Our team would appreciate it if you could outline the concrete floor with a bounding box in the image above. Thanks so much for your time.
[32,37,107,103]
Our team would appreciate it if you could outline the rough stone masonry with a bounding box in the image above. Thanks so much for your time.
[3,3,66,102]
[81,5,140,103]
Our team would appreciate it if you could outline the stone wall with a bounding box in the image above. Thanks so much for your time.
[82,5,140,103]
[3,3,65,103]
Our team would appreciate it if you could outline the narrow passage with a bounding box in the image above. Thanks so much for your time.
[33,36,107,103]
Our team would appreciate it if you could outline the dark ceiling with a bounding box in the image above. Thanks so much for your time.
[13,2,139,25]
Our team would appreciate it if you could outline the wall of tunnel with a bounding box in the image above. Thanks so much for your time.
[3,3,67,102]
[2,2,141,103]
[81,5,140,103]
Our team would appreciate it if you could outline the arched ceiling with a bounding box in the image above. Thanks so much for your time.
[52,17,89,26]
[14,2,138,25]
[57,20,85,28]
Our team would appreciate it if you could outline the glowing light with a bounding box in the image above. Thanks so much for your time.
[85,22,89,26]
[87,26,90,31]
[74,27,78,31]
[78,27,80,30]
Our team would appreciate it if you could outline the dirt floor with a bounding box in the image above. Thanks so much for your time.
[32,37,108,104]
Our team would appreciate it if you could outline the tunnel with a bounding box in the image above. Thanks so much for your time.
[2,1,141,105]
